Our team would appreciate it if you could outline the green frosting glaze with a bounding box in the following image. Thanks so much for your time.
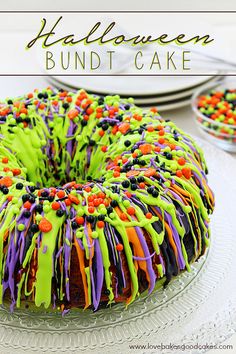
[35,211,65,308]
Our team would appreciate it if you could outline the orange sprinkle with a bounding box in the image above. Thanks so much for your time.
[39,104,45,110]
[86,107,94,115]
[176,170,183,178]
[125,191,132,198]
[147,126,154,132]
[12,168,21,176]
[1,157,8,164]
[111,126,118,135]
[68,194,80,205]
[127,206,135,216]
[93,198,100,207]
[150,107,158,113]
[102,199,108,207]
[39,218,52,233]
[182,167,191,179]
[158,130,165,136]
[23,201,31,210]
[59,91,67,97]
[51,201,60,210]
[118,122,130,134]
[144,168,156,177]
[68,109,78,120]
[88,206,95,213]
[57,190,65,198]
[88,195,95,202]
[120,213,127,221]
[126,170,140,177]
[178,157,186,166]
[20,108,28,114]
[116,243,124,251]
[97,192,106,199]
[64,198,71,206]
[101,146,107,152]
[0,176,13,187]
[113,171,120,178]
[133,114,142,121]
[139,143,152,155]
[158,138,165,145]
[13,101,20,108]
[97,221,105,228]
[154,146,161,153]
[76,216,84,225]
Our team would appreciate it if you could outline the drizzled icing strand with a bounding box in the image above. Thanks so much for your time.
[0,88,214,312]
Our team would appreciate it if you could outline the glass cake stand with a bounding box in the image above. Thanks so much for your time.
[0,139,235,354]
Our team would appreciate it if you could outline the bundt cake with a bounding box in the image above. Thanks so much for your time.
[0,88,214,313]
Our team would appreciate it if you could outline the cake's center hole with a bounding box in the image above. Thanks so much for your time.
[26,145,105,189]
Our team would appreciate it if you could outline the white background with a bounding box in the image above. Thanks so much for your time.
[0,0,235,11]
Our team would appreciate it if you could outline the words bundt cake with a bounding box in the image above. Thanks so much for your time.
[0,88,214,313]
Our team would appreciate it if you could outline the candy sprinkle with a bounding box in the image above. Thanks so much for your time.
[196,88,236,143]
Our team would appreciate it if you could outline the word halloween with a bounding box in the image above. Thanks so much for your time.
[27,16,214,49]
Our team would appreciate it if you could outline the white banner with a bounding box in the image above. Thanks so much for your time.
[0,12,235,75]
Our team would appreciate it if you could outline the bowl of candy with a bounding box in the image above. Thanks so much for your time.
[191,78,236,153]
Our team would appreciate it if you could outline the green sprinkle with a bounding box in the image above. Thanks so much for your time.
[18,224,25,231]
[123,200,130,207]
[92,231,99,239]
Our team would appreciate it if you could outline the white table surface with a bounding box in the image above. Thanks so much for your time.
[0,76,235,354]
